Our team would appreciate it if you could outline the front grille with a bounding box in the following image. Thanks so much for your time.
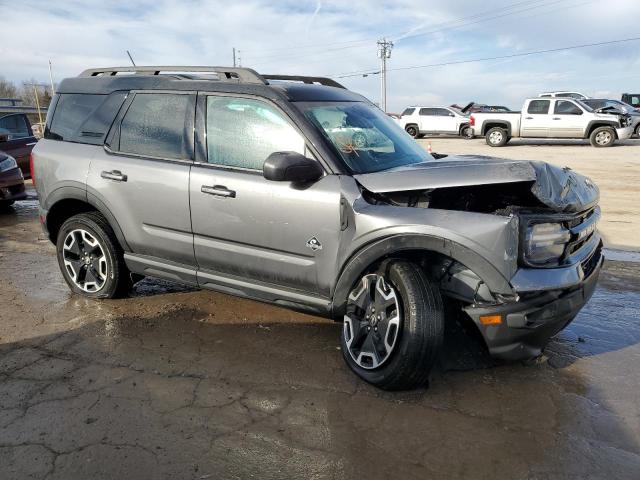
[581,242,602,278]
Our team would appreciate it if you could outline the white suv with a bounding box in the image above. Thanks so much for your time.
[539,91,589,100]
[398,106,472,139]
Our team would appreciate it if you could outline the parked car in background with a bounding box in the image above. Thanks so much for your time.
[539,91,589,100]
[0,111,38,177]
[0,150,27,208]
[399,106,472,138]
[582,99,640,137]
[33,65,604,390]
[469,97,634,147]
[621,93,640,110]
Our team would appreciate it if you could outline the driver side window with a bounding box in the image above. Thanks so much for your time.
[206,96,305,170]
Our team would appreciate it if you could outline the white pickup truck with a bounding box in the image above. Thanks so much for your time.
[469,98,634,147]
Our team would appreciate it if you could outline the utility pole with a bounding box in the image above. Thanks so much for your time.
[377,38,393,112]
[48,60,55,95]
[233,47,237,67]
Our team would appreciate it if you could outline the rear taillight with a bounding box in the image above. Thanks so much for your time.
[469,115,475,127]
[29,152,35,187]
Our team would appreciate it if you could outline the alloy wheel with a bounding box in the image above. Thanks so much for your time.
[343,273,402,369]
[62,229,108,293]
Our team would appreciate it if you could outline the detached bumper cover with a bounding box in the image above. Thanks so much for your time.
[465,249,603,361]
[616,126,634,140]
[0,167,27,202]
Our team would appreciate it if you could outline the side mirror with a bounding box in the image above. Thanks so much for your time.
[263,151,324,183]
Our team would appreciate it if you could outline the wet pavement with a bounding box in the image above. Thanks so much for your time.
[0,191,639,479]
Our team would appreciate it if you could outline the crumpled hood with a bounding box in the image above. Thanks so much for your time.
[353,155,599,213]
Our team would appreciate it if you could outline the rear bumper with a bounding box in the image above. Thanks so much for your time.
[616,125,634,140]
[0,168,27,202]
[465,249,603,361]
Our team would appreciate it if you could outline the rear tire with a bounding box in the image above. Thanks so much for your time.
[589,126,616,147]
[56,212,131,299]
[405,124,419,138]
[635,124,640,138]
[485,127,508,147]
[461,125,473,139]
[341,260,444,391]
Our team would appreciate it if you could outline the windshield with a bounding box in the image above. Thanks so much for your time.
[298,101,432,174]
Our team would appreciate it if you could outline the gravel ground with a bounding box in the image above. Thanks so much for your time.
[0,181,639,479]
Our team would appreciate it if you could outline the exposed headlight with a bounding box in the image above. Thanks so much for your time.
[0,155,17,172]
[524,222,570,265]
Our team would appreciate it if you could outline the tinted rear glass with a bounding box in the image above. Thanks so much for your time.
[527,100,550,114]
[118,93,193,160]
[401,108,415,116]
[46,93,126,144]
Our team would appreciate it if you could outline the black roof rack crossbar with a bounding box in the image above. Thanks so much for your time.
[78,66,268,84]
[262,74,345,89]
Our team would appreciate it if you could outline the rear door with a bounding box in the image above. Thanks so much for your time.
[520,99,551,137]
[0,114,37,176]
[87,91,196,271]
[189,93,342,296]
[550,100,585,138]
[418,108,438,132]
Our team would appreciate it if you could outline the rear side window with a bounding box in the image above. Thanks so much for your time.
[47,93,126,144]
[527,100,550,114]
[0,114,30,139]
[419,108,437,116]
[401,108,415,116]
[434,108,452,116]
[118,93,193,160]
[205,96,304,170]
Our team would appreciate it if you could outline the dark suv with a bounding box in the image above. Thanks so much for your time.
[33,66,603,390]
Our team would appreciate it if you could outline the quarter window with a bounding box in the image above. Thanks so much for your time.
[527,100,550,114]
[205,96,305,170]
[119,93,193,160]
[554,100,582,115]
[48,94,104,141]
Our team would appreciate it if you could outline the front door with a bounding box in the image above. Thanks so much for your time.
[521,99,551,138]
[190,94,342,296]
[550,100,585,138]
[87,91,196,267]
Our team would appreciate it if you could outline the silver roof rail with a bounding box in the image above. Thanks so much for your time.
[78,66,267,84]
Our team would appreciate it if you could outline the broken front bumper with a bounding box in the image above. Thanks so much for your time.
[616,125,634,140]
[464,245,603,361]
[0,167,27,203]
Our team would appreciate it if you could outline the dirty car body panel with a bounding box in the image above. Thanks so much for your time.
[32,67,604,366]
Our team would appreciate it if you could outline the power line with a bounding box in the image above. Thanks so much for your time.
[335,36,640,78]
[244,0,574,62]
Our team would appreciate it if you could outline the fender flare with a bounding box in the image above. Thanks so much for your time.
[44,184,131,251]
[330,234,514,318]
[584,120,619,139]
[481,120,512,137]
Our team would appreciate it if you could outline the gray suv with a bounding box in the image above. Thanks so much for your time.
[33,66,603,390]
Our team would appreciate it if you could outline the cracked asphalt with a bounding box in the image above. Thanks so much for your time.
[1,188,639,479]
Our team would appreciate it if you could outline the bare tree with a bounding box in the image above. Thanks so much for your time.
[0,76,18,99]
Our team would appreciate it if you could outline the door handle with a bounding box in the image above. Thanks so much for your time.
[201,185,236,198]
[101,170,127,182]
[525,117,534,120]
[26,142,37,146]
[553,117,562,120]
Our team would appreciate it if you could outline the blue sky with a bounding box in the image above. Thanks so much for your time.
[1,0,638,111]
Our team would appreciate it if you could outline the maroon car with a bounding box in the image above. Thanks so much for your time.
[0,149,27,208]
[0,109,39,178]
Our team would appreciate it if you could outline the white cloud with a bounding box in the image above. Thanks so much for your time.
[0,0,638,111]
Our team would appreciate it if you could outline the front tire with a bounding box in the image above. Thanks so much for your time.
[461,125,473,139]
[341,261,444,390]
[590,126,616,147]
[56,212,131,299]
[485,127,508,147]
[0,200,15,209]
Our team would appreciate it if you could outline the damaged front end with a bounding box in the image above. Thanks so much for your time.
[353,156,604,360]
